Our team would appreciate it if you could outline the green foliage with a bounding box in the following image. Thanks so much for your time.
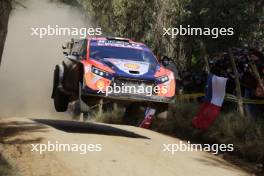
[75,0,263,71]
[77,0,157,47]
[154,102,264,164]
[185,0,264,52]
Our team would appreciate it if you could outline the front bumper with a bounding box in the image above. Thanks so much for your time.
[82,87,174,103]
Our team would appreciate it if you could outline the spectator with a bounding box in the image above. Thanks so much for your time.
[243,49,264,119]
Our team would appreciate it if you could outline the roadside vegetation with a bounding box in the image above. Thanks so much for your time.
[74,0,263,67]
[94,105,125,124]
[91,101,264,170]
[0,0,12,65]
[153,102,264,164]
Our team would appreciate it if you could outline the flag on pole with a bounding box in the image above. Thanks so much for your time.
[192,74,228,131]
[139,107,156,129]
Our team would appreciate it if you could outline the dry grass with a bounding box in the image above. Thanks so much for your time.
[94,101,264,164]
[210,113,264,162]
[153,101,264,164]
[94,104,125,124]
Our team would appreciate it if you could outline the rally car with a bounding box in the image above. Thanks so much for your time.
[52,37,176,118]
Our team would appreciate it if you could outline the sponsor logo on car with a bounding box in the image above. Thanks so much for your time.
[124,63,140,69]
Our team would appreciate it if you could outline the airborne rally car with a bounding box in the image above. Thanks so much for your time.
[52,37,176,118]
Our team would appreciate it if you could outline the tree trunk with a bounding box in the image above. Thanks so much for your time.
[199,41,210,74]
[228,48,245,117]
[0,0,12,66]
[250,62,264,92]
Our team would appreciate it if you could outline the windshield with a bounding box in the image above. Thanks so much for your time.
[90,45,158,65]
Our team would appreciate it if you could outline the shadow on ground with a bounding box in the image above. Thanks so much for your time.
[34,119,150,139]
[0,155,13,176]
[0,121,46,144]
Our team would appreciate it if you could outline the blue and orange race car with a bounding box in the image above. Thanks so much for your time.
[52,37,176,120]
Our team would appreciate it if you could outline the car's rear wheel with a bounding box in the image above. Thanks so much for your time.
[53,67,69,112]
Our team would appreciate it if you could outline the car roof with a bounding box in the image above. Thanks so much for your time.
[88,37,147,48]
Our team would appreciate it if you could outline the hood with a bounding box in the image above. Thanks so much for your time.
[96,58,160,79]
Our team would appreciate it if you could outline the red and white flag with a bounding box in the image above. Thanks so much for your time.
[139,107,156,129]
[192,74,228,131]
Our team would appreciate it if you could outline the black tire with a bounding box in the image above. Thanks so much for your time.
[53,67,69,112]
[123,103,144,126]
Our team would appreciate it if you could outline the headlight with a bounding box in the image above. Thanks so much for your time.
[91,66,109,77]
[157,75,169,83]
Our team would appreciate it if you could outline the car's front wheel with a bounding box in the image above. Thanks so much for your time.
[53,67,69,112]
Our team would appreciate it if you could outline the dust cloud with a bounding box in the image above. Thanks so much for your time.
[0,0,89,118]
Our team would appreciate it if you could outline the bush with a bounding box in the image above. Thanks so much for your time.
[153,101,264,164]
[94,104,125,124]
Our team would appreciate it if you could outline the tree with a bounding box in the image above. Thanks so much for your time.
[184,0,264,116]
[0,0,12,66]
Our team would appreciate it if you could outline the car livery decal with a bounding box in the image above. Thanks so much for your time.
[124,63,140,69]
[95,40,143,50]
[105,58,149,75]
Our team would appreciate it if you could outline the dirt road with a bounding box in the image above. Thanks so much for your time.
[0,117,249,176]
